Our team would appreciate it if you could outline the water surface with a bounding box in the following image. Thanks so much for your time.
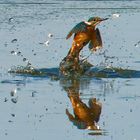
[0,0,140,140]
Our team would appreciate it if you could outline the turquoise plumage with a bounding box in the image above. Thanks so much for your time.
[66,21,88,39]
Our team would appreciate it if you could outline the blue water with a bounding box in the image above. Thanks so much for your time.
[0,0,140,140]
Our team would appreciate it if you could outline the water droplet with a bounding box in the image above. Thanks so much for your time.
[8,120,13,123]
[44,40,50,46]
[17,51,21,56]
[11,114,15,117]
[9,17,14,22]
[11,39,17,43]
[4,97,8,102]
[27,62,32,66]
[10,51,17,55]
[10,51,15,55]
[48,33,53,38]
[112,13,120,18]
[39,42,44,45]
[96,125,100,130]
[5,132,8,136]
[11,97,18,104]
[4,43,8,47]
[23,58,28,62]
[135,44,139,48]
[134,41,140,47]
[32,91,37,97]
[10,88,17,96]
[76,43,80,46]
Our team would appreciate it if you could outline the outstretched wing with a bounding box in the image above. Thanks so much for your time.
[66,22,88,39]
[88,28,102,52]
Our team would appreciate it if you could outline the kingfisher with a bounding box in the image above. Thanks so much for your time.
[60,17,108,76]
[66,17,108,56]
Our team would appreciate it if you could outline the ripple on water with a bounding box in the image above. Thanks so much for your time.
[1,79,26,85]
[88,130,108,136]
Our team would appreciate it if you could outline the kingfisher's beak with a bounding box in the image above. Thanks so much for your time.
[100,18,109,21]
[94,17,109,26]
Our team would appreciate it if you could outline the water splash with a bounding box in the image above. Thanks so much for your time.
[9,65,41,76]
[8,64,60,79]
[8,63,140,79]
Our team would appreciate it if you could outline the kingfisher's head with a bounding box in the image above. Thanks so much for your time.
[87,17,108,26]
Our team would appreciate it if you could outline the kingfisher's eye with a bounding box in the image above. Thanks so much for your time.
[93,19,96,21]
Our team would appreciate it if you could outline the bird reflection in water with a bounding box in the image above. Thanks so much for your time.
[62,79,102,132]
